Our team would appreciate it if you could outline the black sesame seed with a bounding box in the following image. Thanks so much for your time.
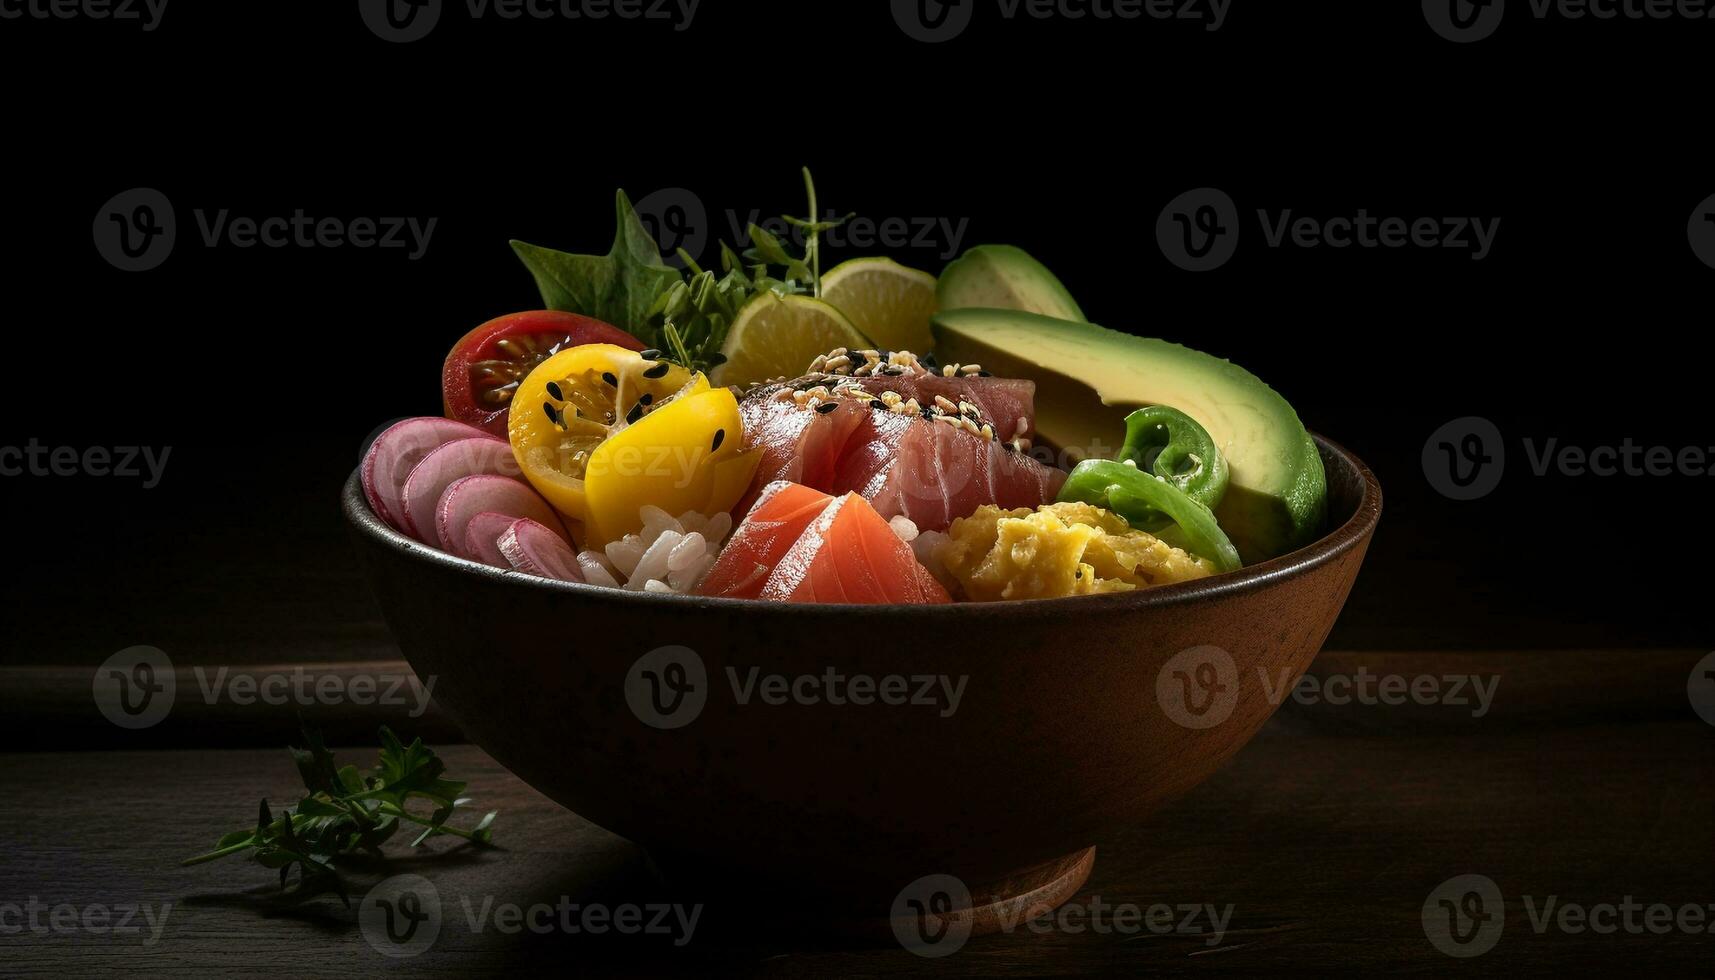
[639,349,662,360]
[545,381,564,401]
[977,371,993,377]
[543,403,560,425]
[815,402,838,414]
[639,393,654,406]
[626,403,645,424]
[602,372,618,387]
[642,362,670,379]
[711,428,726,451]
[869,399,885,410]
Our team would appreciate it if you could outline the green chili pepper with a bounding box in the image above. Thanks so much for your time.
[1116,406,1228,518]
[1056,407,1242,573]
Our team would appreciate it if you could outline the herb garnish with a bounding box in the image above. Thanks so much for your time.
[513,168,852,376]
[182,725,497,904]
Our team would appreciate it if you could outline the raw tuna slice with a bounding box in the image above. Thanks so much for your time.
[839,373,1039,444]
[758,492,950,604]
[696,481,833,599]
[737,379,1065,533]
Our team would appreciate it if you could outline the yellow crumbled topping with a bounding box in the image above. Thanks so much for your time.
[935,502,1215,601]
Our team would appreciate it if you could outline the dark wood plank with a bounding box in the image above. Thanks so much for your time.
[2,711,1710,976]
[4,648,1703,749]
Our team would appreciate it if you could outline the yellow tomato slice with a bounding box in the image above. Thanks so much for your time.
[582,386,759,547]
[507,344,701,522]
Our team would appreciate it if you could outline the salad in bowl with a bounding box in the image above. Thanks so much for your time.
[360,171,1329,605]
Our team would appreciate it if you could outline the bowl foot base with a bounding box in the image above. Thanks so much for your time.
[953,846,1097,937]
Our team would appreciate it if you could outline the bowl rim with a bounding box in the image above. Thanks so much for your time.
[343,432,1382,620]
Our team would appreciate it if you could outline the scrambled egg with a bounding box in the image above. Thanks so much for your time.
[935,502,1215,601]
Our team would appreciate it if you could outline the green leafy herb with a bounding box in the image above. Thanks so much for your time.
[511,190,683,339]
[183,724,497,904]
[514,169,851,376]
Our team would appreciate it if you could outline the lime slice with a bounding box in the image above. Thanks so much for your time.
[819,257,938,355]
[710,292,871,388]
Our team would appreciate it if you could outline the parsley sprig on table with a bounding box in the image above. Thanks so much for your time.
[182,725,497,904]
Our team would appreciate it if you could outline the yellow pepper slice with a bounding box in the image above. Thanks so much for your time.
[582,386,759,546]
[507,344,703,524]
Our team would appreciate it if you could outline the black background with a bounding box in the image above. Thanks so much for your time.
[1,0,1709,667]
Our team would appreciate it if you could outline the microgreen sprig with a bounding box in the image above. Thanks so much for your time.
[182,724,497,904]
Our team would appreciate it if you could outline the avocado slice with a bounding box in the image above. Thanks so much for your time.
[932,308,1327,562]
[937,245,1087,321]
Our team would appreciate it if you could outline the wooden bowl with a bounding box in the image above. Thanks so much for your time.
[343,435,1380,930]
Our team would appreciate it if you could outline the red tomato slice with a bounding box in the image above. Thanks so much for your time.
[442,311,644,436]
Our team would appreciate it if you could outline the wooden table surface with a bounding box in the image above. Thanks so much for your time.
[3,650,1712,976]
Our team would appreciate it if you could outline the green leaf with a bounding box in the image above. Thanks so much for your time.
[511,190,682,339]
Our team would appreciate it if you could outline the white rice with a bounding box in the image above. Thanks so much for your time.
[911,529,957,594]
[580,508,733,594]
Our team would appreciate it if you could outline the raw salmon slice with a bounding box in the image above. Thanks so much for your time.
[760,492,951,605]
[696,481,833,599]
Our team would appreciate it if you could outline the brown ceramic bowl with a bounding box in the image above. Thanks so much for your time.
[343,434,1380,928]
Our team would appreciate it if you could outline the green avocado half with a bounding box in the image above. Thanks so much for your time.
[932,308,1328,563]
[936,245,1087,322]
